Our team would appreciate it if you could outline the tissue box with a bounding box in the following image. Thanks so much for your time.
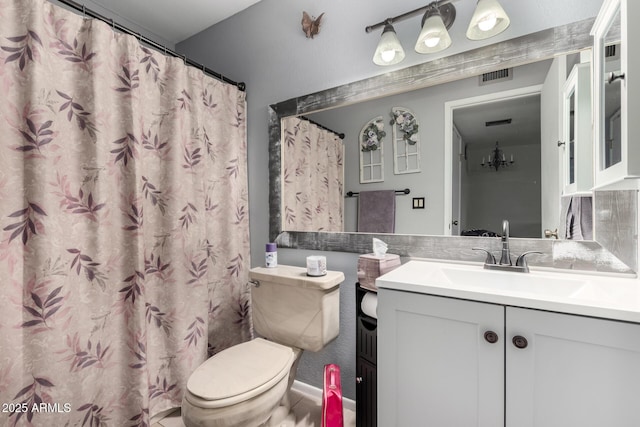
[357,254,401,292]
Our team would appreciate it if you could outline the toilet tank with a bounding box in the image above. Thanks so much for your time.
[249,265,344,352]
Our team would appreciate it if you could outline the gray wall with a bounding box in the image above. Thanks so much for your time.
[463,142,541,237]
[308,60,549,236]
[177,0,605,400]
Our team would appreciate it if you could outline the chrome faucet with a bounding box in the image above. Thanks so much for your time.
[499,219,511,266]
[473,219,542,273]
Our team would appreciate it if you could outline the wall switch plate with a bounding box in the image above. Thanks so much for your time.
[412,197,425,209]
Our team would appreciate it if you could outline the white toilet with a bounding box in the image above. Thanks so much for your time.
[182,265,344,427]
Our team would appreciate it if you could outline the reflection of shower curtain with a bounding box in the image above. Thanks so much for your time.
[282,117,344,231]
[0,0,250,425]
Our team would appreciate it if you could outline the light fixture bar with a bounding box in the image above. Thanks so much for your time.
[365,0,453,33]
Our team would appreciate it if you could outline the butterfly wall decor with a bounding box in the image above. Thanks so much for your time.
[301,11,324,39]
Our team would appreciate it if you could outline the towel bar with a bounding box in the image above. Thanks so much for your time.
[346,188,410,197]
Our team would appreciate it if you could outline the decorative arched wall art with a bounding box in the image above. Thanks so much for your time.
[391,107,421,174]
[360,116,385,183]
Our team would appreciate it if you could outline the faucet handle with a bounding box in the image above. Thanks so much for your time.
[473,248,496,265]
[515,251,543,270]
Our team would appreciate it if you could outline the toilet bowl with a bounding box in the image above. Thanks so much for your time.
[182,338,298,427]
[182,265,345,427]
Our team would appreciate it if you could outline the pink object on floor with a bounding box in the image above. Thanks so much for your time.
[321,364,344,427]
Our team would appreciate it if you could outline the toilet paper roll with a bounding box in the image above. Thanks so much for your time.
[361,292,378,319]
[306,255,327,276]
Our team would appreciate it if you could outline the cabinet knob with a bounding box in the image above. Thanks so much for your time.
[356,376,363,384]
[608,71,625,84]
[512,335,528,349]
[484,331,499,344]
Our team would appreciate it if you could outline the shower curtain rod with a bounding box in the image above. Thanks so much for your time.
[299,115,345,139]
[52,0,246,91]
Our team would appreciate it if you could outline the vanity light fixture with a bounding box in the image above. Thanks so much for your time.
[373,21,406,66]
[466,0,510,40]
[415,4,455,54]
[366,0,510,66]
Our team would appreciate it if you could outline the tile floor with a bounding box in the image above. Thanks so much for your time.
[151,388,356,427]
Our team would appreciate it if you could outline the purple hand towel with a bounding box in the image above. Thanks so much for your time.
[357,190,396,233]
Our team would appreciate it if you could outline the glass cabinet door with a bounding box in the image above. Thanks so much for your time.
[567,89,576,186]
[591,0,640,187]
[603,23,622,170]
[561,62,592,195]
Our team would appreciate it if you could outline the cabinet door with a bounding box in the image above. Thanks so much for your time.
[561,62,592,195]
[356,358,377,427]
[506,307,640,427]
[592,0,640,186]
[378,290,504,427]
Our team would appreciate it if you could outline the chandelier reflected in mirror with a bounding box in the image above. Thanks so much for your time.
[481,141,514,171]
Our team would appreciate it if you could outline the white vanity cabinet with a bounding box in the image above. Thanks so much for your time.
[506,307,640,427]
[378,289,640,427]
[592,0,640,188]
[561,62,592,195]
[377,291,504,427]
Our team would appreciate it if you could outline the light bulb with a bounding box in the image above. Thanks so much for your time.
[380,49,396,63]
[477,13,497,32]
[424,35,441,48]
[415,12,451,54]
[467,0,510,40]
[373,23,405,66]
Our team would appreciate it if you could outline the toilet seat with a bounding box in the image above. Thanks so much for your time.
[185,338,295,409]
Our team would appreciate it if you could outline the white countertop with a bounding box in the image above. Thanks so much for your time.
[376,259,640,323]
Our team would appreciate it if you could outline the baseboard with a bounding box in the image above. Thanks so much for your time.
[292,380,356,412]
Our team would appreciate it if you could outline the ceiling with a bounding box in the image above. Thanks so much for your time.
[454,93,541,149]
[84,0,263,44]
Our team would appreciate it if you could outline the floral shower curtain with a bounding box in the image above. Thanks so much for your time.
[282,117,344,232]
[0,0,251,425]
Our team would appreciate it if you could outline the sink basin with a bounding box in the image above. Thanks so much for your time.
[434,266,589,297]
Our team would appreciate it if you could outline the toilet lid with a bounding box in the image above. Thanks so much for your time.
[187,338,294,402]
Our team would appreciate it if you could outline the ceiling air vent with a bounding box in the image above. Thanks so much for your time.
[486,118,512,127]
[479,68,513,86]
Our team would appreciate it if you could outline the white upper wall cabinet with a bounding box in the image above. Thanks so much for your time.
[592,0,640,188]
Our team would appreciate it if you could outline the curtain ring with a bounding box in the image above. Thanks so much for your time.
[183,55,187,65]
[111,18,115,30]
[82,5,86,18]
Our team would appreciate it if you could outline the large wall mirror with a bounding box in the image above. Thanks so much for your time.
[268,18,637,274]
